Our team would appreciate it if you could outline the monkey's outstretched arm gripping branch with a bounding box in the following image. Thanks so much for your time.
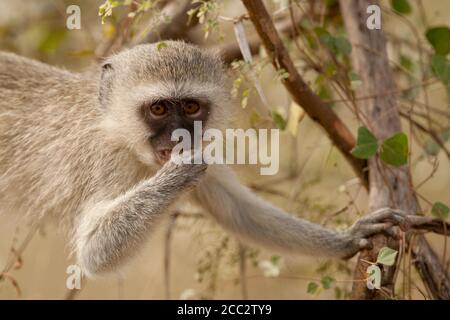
[195,165,405,259]
[74,161,206,277]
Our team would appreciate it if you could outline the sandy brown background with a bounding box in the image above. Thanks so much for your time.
[0,0,449,299]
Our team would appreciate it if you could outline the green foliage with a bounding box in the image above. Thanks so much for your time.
[352,128,409,166]
[376,247,398,266]
[276,68,290,81]
[324,0,337,7]
[424,129,450,156]
[241,88,250,108]
[249,111,261,128]
[333,36,352,56]
[99,0,121,24]
[271,111,286,130]
[366,248,397,290]
[351,127,378,159]
[399,54,414,72]
[156,41,167,50]
[307,282,319,294]
[380,132,409,166]
[187,0,222,39]
[320,275,335,289]
[366,265,381,290]
[306,275,336,295]
[99,0,155,24]
[431,54,450,85]
[390,0,412,15]
[348,71,362,90]
[431,202,450,220]
[230,60,254,110]
[270,255,282,265]
[426,26,450,55]
[314,27,352,56]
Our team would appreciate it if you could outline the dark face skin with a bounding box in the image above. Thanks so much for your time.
[140,98,210,164]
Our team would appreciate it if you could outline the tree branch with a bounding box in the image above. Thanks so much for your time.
[220,14,304,64]
[241,0,368,188]
[406,216,450,236]
[339,0,450,299]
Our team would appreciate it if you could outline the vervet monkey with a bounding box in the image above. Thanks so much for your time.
[0,41,403,277]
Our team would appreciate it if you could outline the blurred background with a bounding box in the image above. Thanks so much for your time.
[0,0,449,299]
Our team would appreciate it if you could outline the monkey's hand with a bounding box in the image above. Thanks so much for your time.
[74,160,207,277]
[341,207,408,259]
[153,159,208,192]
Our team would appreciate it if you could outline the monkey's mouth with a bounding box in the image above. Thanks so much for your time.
[156,148,173,163]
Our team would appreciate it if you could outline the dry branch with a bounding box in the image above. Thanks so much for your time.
[406,216,450,236]
[220,14,304,64]
[241,0,368,188]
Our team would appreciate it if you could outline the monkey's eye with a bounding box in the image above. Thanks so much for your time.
[150,104,167,117]
[183,102,201,116]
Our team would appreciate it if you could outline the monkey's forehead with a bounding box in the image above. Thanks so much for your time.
[114,42,228,85]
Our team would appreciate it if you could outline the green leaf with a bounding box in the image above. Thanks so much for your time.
[366,265,381,290]
[270,255,281,265]
[426,26,450,55]
[241,88,250,108]
[276,68,290,80]
[334,286,343,299]
[271,111,286,130]
[424,129,450,156]
[320,275,335,289]
[324,63,337,78]
[324,0,337,7]
[315,27,334,50]
[351,127,378,159]
[334,36,352,55]
[380,132,408,166]
[318,84,333,101]
[249,111,261,128]
[307,282,319,294]
[399,54,414,71]
[314,28,352,56]
[156,41,167,50]
[431,202,450,220]
[390,0,412,15]
[431,54,450,84]
[376,247,398,266]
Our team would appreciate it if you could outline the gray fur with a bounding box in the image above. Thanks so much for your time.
[0,41,400,277]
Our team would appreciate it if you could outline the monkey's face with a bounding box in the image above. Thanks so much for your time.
[97,41,233,167]
[140,98,210,164]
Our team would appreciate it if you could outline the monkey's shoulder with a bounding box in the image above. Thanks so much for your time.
[0,51,75,81]
[0,51,96,95]
[0,51,98,113]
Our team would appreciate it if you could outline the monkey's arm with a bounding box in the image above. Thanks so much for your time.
[74,161,206,276]
[195,165,402,259]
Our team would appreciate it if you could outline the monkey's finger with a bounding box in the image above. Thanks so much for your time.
[361,210,405,224]
[361,222,393,236]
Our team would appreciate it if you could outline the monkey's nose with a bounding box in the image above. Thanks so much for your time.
[158,148,173,160]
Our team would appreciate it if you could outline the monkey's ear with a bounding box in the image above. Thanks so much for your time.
[101,62,113,71]
[99,62,114,107]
